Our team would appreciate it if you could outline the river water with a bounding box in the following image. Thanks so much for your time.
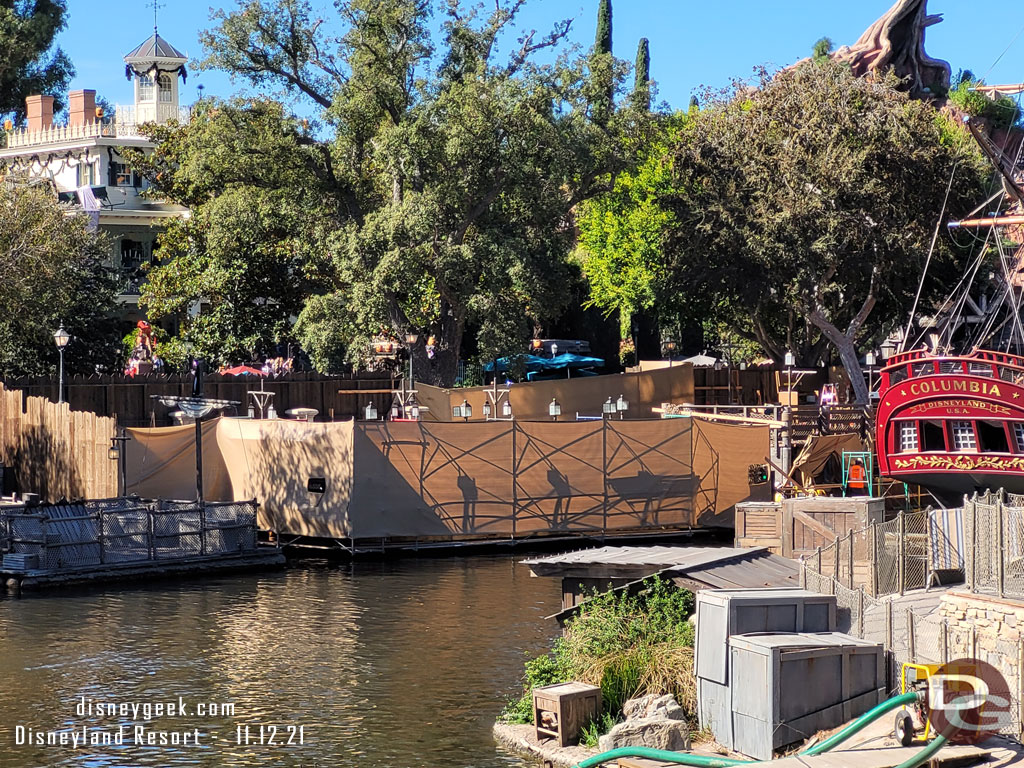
[0,555,562,767]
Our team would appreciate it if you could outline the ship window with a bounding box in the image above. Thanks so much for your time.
[978,420,1009,453]
[921,421,946,452]
[951,421,977,451]
[1014,424,1024,452]
[899,423,918,452]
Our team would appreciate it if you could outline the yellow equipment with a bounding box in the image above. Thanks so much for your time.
[896,662,943,744]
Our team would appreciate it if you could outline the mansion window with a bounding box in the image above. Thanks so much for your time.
[951,421,977,451]
[76,162,95,188]
[139,75,155,101]
[899,423,918,452]
[158,73,173,103]
[110,162,139,188]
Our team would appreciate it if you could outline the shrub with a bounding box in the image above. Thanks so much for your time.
[500,576,698,728]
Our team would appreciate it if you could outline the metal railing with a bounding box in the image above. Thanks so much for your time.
[0,498,259,571]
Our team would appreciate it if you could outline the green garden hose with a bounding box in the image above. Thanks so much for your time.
[800,691,920,755]
[574,748,750,768]
[575,690,931,768]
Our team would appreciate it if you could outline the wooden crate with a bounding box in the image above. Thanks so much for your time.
[533,682,601,747]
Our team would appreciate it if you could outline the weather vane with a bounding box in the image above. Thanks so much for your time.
[150,0,165,34]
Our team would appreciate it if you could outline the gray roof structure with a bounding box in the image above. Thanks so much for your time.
[124,32,187,63]
[523,545,802,623]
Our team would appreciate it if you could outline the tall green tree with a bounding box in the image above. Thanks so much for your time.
[575,114,683,341]
[662,61,989,402]
[0,0,73,121]
[0,178,117,376]
[591,0,614,124]
[122,99,338,365]
[631,37,650,112]
[189,0,639,385]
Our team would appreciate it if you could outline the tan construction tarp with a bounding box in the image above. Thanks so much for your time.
[125,419,230,501]
[791,432,865,488]
[124,416,770,541]
[216,418,357,538]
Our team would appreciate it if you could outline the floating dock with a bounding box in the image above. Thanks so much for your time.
[0,497,284,590]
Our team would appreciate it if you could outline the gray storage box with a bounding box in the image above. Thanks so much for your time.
[695,588,837,684]
[697,677,734,749]
[729,632,885,760]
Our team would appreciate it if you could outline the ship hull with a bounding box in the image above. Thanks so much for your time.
[875,350,1024,500]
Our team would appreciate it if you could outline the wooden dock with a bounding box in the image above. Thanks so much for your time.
[0,497,284,590]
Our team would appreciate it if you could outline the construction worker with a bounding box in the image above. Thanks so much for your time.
[848,458,867,496]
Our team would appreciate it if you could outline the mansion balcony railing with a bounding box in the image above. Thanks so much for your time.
[4,105,191,149]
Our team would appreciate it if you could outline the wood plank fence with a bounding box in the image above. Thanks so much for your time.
[0,384,117,501]
[2,372,396,427]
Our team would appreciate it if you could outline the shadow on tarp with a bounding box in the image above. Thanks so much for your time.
[124,417,770,541]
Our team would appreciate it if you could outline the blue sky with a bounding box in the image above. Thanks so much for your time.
[60,1,1024,113]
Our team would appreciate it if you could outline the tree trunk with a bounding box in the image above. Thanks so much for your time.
[809,309,869,404]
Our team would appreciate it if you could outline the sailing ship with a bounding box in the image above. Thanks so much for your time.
[876,112,1024,498]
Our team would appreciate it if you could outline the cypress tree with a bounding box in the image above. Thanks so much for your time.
[592,0,614,123]
[632,37,650,111]
[595,0,612,55]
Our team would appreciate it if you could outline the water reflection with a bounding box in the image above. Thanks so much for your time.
[0,555,561,767]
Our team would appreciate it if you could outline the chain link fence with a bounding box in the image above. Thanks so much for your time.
[965,492,1024,599]
[0,498,262,570]
[804,540,1024,740]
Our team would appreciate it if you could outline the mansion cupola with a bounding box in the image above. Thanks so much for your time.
[122,29,187,125]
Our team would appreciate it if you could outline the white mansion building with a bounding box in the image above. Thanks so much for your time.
[0,30,192,324]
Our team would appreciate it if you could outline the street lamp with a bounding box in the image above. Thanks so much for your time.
[501,399,513,419]
[784,351,795,397]
[549,398,561,421]
[482,400,492,419]
[865,351,877,402]
[616,394,628,420]
[453,399,472,422]
[108,431,129,497]
[404,332,419,387]
[365,402,378,421]
[53,324,70,404]
[603,396,616,419]
[665,340,676,367]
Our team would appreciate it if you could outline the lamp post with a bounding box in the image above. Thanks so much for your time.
[865,351,877,404]
[616,393,628,420]
[549,398,561,421]
[482,400,492,419]
[404,332,419,387]
[665,340,676,367]
[453,399,472,422]
[784,351,795,398]
[108,430,130,497]
[53,324,70,404]
[603,397,616,419]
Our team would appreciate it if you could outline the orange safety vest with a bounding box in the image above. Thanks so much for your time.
[849,464,866,488]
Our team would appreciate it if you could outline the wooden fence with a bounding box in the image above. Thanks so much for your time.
[0,384,117,501]
[2,372,396,427]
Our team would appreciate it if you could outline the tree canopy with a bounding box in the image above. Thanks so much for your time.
[0,179,117,376]
[0,0,73,121]
[661,61,989,401]
[136,0,642,385]
[122,99,338,366]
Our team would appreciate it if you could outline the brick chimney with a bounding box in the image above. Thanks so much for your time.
[68,89,96,127]
[26,95,54,132]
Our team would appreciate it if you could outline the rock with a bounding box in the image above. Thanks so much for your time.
[600,694,690,752]
[598,717,690,753]
[622,694,686,722]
